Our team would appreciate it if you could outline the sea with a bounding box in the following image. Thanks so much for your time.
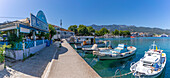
[71,37,170,78]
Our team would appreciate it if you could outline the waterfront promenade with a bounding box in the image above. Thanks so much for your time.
[0,42,58,78]
[47,39,101,78]
[0,40,100,78]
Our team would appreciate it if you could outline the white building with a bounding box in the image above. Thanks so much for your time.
[52,25,61,40]
[60,28,75,39]
[52,25,75,39]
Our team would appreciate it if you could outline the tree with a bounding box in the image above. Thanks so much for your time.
[87,26,95,35]
[95,30,101,36]
[123,30,131,36]
[113,29,119,35]
[87,26,95,33]
[48,24,56,40]
[45,33,50,39]
[99,28,110,35]
[77,25,89,36]
[125,30,131,35]
[68,25,78,35]
[119,30,123,36]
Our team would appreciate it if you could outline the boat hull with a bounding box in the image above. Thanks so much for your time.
[131,53,166,78]
[75,43,105,49]
[133,67,165,78]
[98,50,136,60]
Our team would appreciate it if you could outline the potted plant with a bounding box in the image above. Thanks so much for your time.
[0,44,11,71]
[56,38,61,48]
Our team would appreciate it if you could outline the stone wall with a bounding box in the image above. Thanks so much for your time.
[6,43,46,60]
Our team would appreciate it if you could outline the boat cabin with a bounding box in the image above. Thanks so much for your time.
[114,44,128,53]
[75,36,95,45]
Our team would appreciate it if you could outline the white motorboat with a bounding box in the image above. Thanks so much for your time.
[82,44,99,51]
[74,43,83,49]
[74,39,108,49]
[82,40,111,51]
[98,44,136,60]
[130,41,166,78]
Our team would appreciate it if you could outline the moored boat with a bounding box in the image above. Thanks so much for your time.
[82,44,99,51]
[130,41,166,78]
[82,40,111,51]
[98,44,136,60]
[131,36,135,38]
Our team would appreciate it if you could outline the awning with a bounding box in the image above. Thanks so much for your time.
[0,26,17,31]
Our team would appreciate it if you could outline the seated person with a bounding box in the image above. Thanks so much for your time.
[150,63,160,71]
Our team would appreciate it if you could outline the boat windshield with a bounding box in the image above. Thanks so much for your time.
[114,48,121,53]
[143,61,152,66]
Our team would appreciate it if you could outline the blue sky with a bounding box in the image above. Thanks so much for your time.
[0,0,170,29]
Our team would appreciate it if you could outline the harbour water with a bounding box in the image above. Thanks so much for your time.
[71,37,169,78]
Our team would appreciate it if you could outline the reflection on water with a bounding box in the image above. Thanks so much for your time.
[71,37,169,78]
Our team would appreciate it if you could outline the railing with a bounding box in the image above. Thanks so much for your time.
[36,40,43,46]
[0,42,8,45]
[25,41,34,49]
[1,39,49,50]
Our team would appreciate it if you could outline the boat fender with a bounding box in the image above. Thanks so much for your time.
[129,51,132,54]
[130,62,135,66]
[109,54,112,57]
[120,54,123,57]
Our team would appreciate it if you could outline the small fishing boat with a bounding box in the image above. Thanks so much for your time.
[130,41,166,78]
[131,36,135,38]
[82,40,111,51]
[82,44,99,51]
[98,44,136,60]
[74,39,107,49]
[74,43,83,49]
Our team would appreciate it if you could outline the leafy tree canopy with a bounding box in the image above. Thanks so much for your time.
[49,24,56,39]
[77,25,89,36]
[68,25,78,34]
[87,26,95,33]
[99,28,110,35]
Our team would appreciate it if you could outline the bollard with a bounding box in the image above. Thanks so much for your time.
[34,40,36,47]
[22,40,25,50]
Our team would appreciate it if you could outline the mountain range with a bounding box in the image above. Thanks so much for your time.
[88,24,170,35]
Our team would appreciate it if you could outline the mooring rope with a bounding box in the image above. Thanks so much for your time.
[113,71,133,78]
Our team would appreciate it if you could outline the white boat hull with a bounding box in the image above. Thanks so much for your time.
[134,69,164,78]
[130,49,166,78]
[133,66,166,78]
[98,50,136,60]
[75,43,105,49]
[132,57,166,78]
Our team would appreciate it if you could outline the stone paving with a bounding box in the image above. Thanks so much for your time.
[48,39,101,78]
[0,40,101,78]
[0,42,58,78]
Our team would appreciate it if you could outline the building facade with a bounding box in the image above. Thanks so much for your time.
[52,25,75,40]
[60,28,75,39]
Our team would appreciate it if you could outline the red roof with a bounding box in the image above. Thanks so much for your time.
[60,28,73,32]
[52,25,60,28]
[50,24,73,32]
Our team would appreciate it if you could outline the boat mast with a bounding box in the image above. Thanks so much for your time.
[153,41,155,50]
[119,26,120,43]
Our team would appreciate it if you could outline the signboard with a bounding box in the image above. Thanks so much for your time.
[0,26,17,31]
[30,13,48,32]
[36,10,48,24]
[20,27,30,33]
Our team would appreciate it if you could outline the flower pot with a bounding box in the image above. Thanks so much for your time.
[0,62,4,71]
[56,41,61,47]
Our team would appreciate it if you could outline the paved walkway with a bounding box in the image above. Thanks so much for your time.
[48,40,101,78]
[0,43,58,78]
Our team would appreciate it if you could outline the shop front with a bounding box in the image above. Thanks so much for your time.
[0,10,50,60]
